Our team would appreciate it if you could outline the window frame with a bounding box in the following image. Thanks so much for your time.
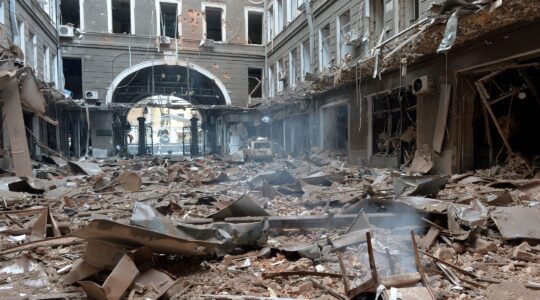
[300,39,311,81]
[155,0,181,38]
[244,7,264,45]
[289,48,297,88]
[318,24,331,73]
[202,2,226,42]
[109,0,134,34]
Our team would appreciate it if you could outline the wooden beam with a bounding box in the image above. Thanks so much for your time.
[3,79,32,177]
[475,81,514,154]
[176,213,403,229]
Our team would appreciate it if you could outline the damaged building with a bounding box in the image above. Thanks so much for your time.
[263,0,540,175]
[58,0,265,157]
[0,0,540,300]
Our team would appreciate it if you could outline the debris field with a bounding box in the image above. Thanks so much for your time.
[0,153,539,300]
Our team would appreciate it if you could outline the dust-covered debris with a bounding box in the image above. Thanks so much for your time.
[0,153,538,299]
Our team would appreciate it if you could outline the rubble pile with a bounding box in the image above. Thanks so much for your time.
[0,154,539,299]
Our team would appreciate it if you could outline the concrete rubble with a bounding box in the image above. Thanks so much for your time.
[0,154,538,300]
[0,0,538,299]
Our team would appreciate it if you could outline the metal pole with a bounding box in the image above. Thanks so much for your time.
[137,117,146,156]
[190,116,199,156]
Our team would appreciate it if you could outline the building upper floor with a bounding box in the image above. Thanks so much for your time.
[264,0,434,100]
[58,0,266,56]
[0,0,60,88]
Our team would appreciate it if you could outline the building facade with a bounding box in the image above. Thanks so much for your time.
[0,0,64,173]
[58,0,266,156]
[263,0,540,174]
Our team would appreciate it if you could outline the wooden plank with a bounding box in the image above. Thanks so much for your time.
[433,84,452,153]
[3,79,32,177]
[175,213,402,229]
[475,80,514,154]
[419,226,440,251]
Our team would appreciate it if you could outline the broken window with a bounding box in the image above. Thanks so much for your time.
[319,24,331,73]
[404,0,419,26]
[41,0,57,23]
[372,89,417,164]
[267,4,274,41]
[160,2,178,38]
[287,0,298,23]
[28,32,37,69]
[247,11,263,45]
[301,39,311,81]
[248,68,262,99]
[267,65,275,98]
[52,54,58,88]
[337,10,353,64]
[205,6,224,41]
[60,0,80,28]
[17,19,25,58]
[289,48,297,88]
[112,0,131,34]
[63,58,83,99]
[43,47,50,82]
[276,58,285,92]
[0,1,5,24]
[468,59,540,169]
[373,0,385,40]
[276,0,284,33]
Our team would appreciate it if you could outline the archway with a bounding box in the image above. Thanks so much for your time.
[125,97,203,156]
[107,60,230,156]
[106,60,231,105]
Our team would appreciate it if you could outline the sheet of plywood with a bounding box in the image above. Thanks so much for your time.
[433,84,452,153]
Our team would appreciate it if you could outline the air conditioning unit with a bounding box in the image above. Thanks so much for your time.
[159,36,171,44]
[278,70,287,81]
[85,90,99,100]
[59,25,74,38]
[412,76,434,95]
[199,39,215,48]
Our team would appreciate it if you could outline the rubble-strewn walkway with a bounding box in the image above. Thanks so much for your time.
[0,154,539,299]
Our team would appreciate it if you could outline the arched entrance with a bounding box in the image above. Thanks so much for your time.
[107,60,230,156]
[106,60,231,105]
[125,99,203,156]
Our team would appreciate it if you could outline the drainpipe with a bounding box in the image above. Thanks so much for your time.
[55,0,64,90]
[264,0,269,105]
[304,0,315,73]
[8,0,19,45]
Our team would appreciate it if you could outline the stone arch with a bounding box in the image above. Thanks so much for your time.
[105,59,232,105]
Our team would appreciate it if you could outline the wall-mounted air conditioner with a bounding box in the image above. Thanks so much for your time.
[59,25,74,38]
[85,90,99,100]
[412,76,434,95]
[159,36,171,44]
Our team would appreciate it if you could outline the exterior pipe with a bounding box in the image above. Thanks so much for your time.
[304,0,315,73]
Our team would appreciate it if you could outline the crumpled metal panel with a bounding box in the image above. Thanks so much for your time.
[74,219,222,256]
[68,161,103,176]
[437,10,459,53]
[394,175,449,197]
[75,202,270,257]
[209,193,270,220]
